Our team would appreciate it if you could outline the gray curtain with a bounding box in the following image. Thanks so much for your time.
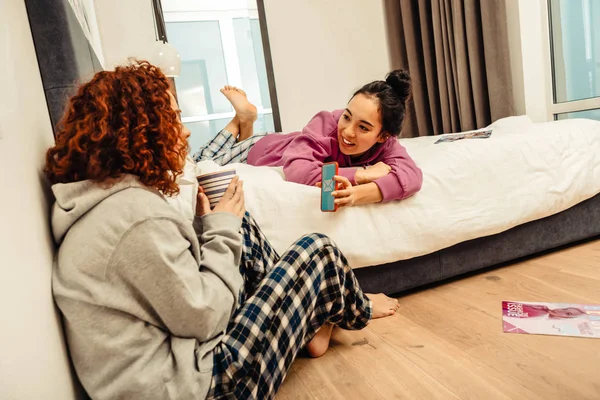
[385,0,515,137]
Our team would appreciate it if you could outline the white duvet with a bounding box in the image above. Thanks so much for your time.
[192,116,600,269]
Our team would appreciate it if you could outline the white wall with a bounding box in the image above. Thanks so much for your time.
[263,0,392,132]
[263,0,557,129]
[94,0,157,70]
[0,2,78,399]
[94,0,552,128]
[505,0,552,122]
[505,0,526,117]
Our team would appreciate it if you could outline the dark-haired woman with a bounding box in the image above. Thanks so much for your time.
[194,70,423,207]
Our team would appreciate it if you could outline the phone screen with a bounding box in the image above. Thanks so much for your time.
[321,162,338,212]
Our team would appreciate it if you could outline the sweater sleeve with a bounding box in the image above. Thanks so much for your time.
[372,140,423,202]
[338,167,358,185]
[280,110,340,186]
[109,213,243,342]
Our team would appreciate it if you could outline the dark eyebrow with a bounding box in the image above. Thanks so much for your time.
[344,108,374,127]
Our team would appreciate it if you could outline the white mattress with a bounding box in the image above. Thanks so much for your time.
[196,116,600,269]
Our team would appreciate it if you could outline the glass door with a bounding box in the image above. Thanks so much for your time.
[162,0,278,151]
[547,0,600,121]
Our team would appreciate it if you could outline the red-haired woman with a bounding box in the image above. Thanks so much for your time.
[45,61,399,400]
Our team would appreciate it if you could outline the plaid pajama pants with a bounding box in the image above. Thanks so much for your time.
[207,213,373,399]
[192,129,270,166]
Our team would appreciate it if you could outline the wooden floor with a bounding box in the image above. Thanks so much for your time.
[276,239,600,400]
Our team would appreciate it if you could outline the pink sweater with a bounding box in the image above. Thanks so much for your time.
[247,109,423,202]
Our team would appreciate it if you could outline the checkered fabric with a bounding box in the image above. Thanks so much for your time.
[207,213,373,399]
[192,129,269,166]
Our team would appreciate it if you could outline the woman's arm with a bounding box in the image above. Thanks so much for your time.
[352,163,391,185]
[352,182,383,205]
[328,139,422,206]
[280,135,331,185]
[280,110,343,186]
[329,176,383,207]
[371,141,423,202]
[110,213,243,342]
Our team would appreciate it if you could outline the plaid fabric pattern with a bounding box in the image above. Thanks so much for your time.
[207,213,372,400]
[192,129,269,166]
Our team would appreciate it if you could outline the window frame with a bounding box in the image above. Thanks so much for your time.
[163,2,281,130]
[543,0,600,120]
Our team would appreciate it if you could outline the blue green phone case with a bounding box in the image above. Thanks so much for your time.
[321,162,338,212]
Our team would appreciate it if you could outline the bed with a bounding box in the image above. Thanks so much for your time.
[194,115,600,294]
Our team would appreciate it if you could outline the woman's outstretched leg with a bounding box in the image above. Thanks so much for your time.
[220,86,256,142]
[192,87,267,165]
[208,233,398,400]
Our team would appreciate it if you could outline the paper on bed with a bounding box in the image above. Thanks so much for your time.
[195,116,600,269]
[434,128,492,143]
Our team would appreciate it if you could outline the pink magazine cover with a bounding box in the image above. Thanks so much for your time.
[502,301,600,338]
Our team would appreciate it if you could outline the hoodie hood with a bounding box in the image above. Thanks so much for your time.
[50,174,160,245]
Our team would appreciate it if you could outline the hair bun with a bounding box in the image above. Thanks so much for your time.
[385,69,411,103]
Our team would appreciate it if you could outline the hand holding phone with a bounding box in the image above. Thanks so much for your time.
[321,162,338,212]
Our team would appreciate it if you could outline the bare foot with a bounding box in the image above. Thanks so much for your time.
[220,86,257,124]
[306,323,334,358]
[221,86,257,142]
[367,293,400,319]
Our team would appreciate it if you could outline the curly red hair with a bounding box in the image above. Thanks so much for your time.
[44,61,185,196]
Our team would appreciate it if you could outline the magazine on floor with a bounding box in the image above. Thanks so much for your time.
[434,129,492,144]
[502,301,600,338]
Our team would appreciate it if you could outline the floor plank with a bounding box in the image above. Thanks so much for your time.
[275,367,314,400]
[330,327,460,400]
[370,314,546,400]
[276,239,600,400]
[290,347,386,400]
[399,284,600,399]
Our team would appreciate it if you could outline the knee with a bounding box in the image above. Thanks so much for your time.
[299,233,337,251]
[298,234,345,270]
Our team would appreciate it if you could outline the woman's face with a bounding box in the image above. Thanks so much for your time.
[168,91,191,166]
[548,307,587,318]
[337,93,386,156]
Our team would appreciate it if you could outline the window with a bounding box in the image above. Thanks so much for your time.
[163,0,278,151]
[555,108,600,120]
[548,0,600,121]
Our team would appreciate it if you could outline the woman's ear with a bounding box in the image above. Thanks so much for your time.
[377,132,390,143]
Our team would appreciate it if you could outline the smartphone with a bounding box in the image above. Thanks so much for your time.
[321,162,338,212]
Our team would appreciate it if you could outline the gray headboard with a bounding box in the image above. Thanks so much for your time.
[25,0,104,135]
